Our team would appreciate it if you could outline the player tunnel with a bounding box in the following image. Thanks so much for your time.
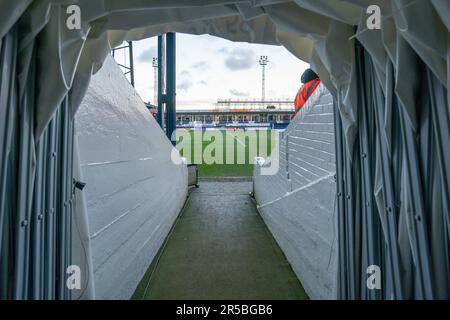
[1,1,450,300]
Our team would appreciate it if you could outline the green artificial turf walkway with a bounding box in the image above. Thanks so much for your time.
[133,181,308,300]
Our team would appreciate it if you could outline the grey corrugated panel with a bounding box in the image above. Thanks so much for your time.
[43,116,57,299]
[56,104,66,299]
[375,59,403,299]
[55,100,72,300]
[41,132,50,297]
[356,46,381,299]
[56,98,70,299]
[334,96,346,300]
[0,27,17,299]
[343,140,358,299]
[333,43,450,300]
[29,47,46,299]
[0,29,17,227]
[335,78,360,299]
[12,40,36,299]
[1,25,75,299]
[415,81,436,297]
[0,27,20,299]
[31,137,45,299]
[398,98,434,299]
[372,61,403,299]
[422,68,450,297]
[66,107,74,300]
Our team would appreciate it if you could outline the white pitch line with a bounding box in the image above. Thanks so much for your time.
[226,130,246,147]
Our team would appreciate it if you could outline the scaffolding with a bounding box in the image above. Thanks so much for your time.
[112,41,135,87]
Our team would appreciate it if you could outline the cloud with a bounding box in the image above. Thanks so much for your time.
[268,89,278,97]
[230,89,250,97]
[177,79,194,91]
[198,80,207,86]
[179,70,190,77]
[191,61,209,71]
[137,46,157,63]
[177,70,193,91]
[217,47,228,54]
[218,48,255,71]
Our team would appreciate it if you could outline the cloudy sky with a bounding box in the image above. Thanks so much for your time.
[114,33,309,110]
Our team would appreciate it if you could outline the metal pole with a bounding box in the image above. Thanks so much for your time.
[128,41,135,87]
[157,35,164,128]
[166,32,176,145]
[259,56,268,104]
[152,57,158,106]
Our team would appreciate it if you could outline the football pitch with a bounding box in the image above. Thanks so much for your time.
[175,129,276,177]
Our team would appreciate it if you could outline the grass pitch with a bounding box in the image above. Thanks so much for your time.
[175,129,274,177]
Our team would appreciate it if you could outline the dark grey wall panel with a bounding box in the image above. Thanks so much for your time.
[0,27,74,300]
[334,43,450,299]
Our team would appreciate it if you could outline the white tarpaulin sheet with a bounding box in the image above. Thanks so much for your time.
[254,84,337,299]
[74,55,188,299]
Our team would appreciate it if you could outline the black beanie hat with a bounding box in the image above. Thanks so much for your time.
[301,68,319,84]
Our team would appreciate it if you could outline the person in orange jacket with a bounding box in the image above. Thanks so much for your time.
[293,68,320,118]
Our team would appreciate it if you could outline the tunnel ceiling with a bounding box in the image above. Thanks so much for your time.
[0,0,449,146]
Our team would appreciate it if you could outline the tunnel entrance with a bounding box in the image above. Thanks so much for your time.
[78,33,337,299]
[110,34,319,299]
[111,33,308,179]
[3,1,448,300]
